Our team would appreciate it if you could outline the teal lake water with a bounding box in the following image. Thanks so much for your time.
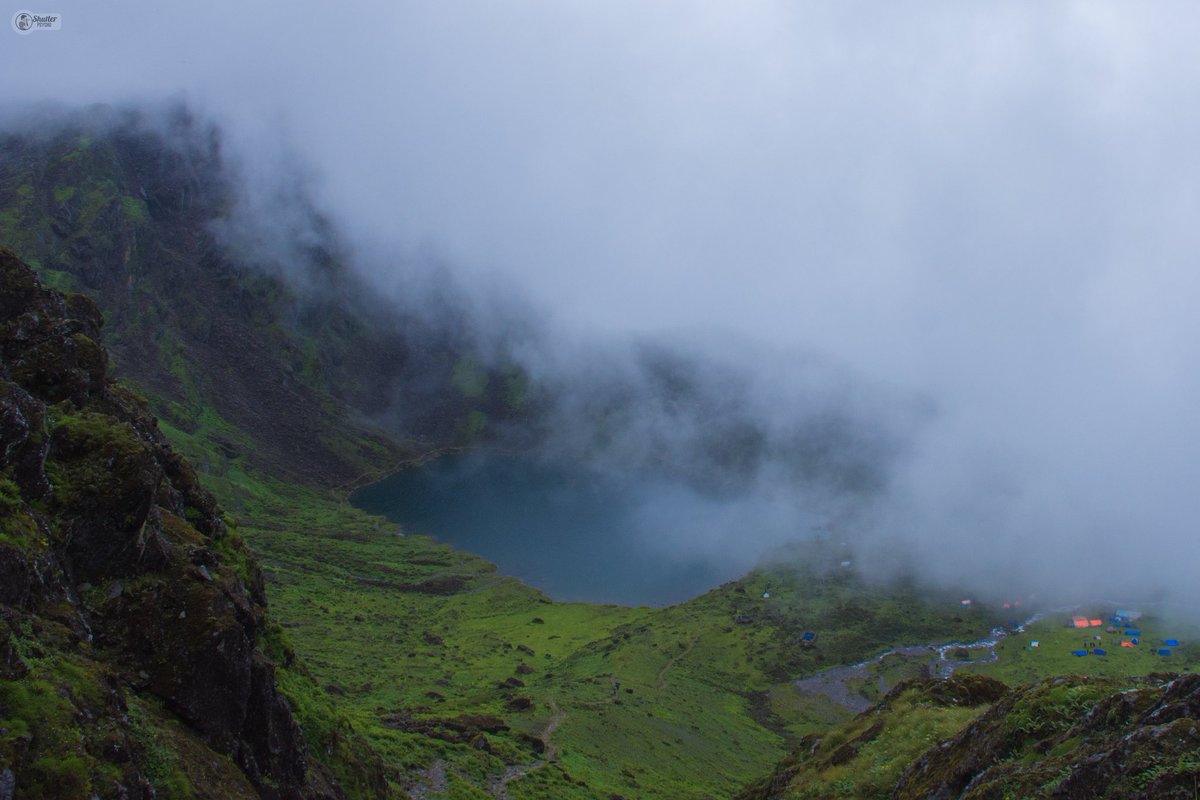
[350,454,741,606]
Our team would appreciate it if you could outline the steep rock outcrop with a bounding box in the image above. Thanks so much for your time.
[741,671,1200,800]
[0,248,355,798]
[893,673,1200,800]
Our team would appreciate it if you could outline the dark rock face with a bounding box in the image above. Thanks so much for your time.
[740,671,1200,800]
[892,673,1200,800]
[0,248,338,799]
[0,380,49,499]
[0,263,107,407]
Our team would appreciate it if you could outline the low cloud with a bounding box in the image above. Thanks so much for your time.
[5,2,1200,612]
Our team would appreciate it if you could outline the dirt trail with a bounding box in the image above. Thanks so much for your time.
[541,698,566,762]
[406,760,448,799]
[484,700,566,798]
[488,761,537,800]
[657,634,700,690]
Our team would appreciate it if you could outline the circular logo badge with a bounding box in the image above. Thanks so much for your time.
[13,11,35,34]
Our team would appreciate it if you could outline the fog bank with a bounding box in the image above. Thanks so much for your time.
[5,2,1200,612]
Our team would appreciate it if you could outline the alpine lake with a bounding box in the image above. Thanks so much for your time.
[350,453,744,607]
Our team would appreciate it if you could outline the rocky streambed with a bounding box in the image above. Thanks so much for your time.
[795,615,1042,712]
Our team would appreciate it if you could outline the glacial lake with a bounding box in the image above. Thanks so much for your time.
[350,453,744,606]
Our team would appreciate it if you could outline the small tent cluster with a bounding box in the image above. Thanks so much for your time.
[1061,610,1181,657]
[1051,610,1184,658]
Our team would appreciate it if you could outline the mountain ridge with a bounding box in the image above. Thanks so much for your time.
[0,105,533,489]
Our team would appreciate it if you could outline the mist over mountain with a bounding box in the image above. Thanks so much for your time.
[5,3,1200,615]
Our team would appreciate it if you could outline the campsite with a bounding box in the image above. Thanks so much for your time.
[953,610,1200,685]
[782,602,1200,718]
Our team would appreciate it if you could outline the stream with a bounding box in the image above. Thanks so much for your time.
[795,613,1044,712]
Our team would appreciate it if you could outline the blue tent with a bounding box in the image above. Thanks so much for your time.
[1093,648,1107,656]
[1164,639,1180,647]
[1072,650,1088,656]
[1132,638,1140,645]
[802,632,816,641]
[1158,649,1172,656]
[1125,629,1141,637]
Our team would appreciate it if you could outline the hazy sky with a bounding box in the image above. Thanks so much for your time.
[5,2,1200,608]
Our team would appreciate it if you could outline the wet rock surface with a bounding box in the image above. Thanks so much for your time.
[0,249,350,798]
[893,673,1200,800]
[741,670,1200,800]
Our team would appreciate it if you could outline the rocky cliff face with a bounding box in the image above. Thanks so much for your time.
[739,671,1200,800]
[892,672,1200,800]
[0,247,364,798]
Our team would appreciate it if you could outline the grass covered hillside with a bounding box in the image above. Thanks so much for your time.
[232,477,999,798]
[141,392,1004,798]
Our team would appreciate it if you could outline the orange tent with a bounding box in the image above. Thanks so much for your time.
[1089,619,1103,627]
[1072,616,1090,628]
[1120,641,1135,648]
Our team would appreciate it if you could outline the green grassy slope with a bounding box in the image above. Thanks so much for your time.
[736,674,1009,800]
[173,443,1000,798]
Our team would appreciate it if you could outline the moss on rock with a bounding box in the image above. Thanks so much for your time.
[0,248,388,798]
